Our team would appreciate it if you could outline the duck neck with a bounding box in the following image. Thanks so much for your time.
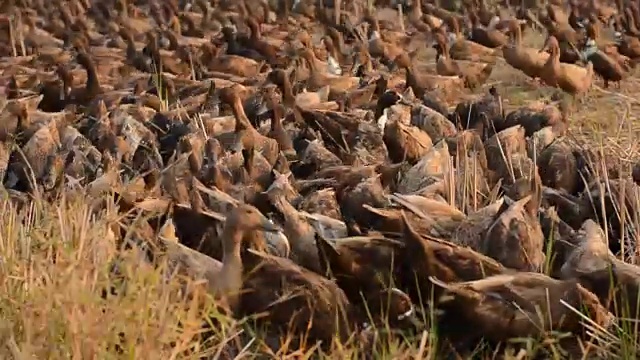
[332,33,345,58]
[470,13,480,28]
[261,3,270,24]
[627,9,639,33]
[224,31,240,52]
[632,6,640,28]
[7,78,18,99]
[441,44,451,60]
[124,36,137,59]
[375,78,388,98]
[404,65,416,90]
[451,18,462,39]
[16,108,30,132]
[242,147,255,179]
[219,223,244,307]
[249,21,261,41]
[204,161,224,189]
[222,223,244,260]
[279,78,296,107]
[591,26,600,42]
[303,53,318,74]
[202,88,219,114]
[183,16,196,33]
[513,24,523,45]
[326,43,338,61]
[270,192,299,224]
[231,98,253,132]
[166,31,179,50]
[60,72,73,100]
[270,104,284,132]
[82,58,101,94]
[549,43,560,64]
[187,179,205,213]
[371,20,381,34]
[187,151,201,175]
[410,0,422,17]
[374,99,389,121]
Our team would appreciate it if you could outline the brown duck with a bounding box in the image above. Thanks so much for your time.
[539,36,594,99]
[434,35,495,90]
[431,272,611,344]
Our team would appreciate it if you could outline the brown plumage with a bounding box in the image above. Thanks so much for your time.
[431,272,611,343]
[434,35,495,90]
[539,36,594,97]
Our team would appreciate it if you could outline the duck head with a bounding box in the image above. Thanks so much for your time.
[221,25,238,41]
[228,203,282,233]
[265,69,288,87]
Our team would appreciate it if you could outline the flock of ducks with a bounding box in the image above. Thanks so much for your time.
[3,0,640,356]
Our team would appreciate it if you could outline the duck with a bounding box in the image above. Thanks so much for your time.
[543,177,640,258]
[394,52,465,103]
[431,272,611,344]
[559,220,640,321]
[315,233,418,328]
[366,23,405,70]
[238,17,280,65]
[200,42,267,78]
[466,11,509,49]
[161,203,280,306]
[502,19,550,82]
[434,35,495,90]
[541,17,583,64]
[217,84,280,166]
[580,37,626,88]
[614,26,640,60]
[398,211,506,307]
[237,228,360,349]
[63,51,104,107]
[483,170,545,272]
[297,48,360,98]
[435,17,501,63]
[539,36,594,100]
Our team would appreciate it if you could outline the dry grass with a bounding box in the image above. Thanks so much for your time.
[0,195,441,359]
